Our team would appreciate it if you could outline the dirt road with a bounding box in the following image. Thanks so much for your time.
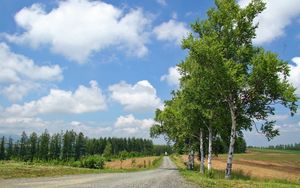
[1,156,198,188]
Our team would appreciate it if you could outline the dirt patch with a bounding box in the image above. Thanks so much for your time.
[105,157,159,169]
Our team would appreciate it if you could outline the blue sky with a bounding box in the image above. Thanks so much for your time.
[0,0,299,146]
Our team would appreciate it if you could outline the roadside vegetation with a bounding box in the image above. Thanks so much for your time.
[0,156,163,179]
[0,130,167,179]
[170,148,300,188]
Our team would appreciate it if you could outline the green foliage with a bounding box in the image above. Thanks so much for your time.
[80,155,105,169]
[75,132,86,160]
[49,133,62,160]
[0,136,5,160]
[119,150,129,161]
[39,130,50,161]
[103,142,112,160]
[29,132,38,161]
[20,131,29,161]
[152,145,173,156]
[152,0,298,179]
[7,137,13,159]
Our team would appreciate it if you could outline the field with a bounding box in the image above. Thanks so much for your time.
[172,148,300,188]
[105,156,161,169]
[0,156,162,179]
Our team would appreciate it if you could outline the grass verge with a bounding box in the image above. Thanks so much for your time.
[0,156,163,179]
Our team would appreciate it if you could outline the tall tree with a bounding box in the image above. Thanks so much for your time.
[20,131,29,161]
[39,130,50,161]
[182,0,298,178]
[49,133,62,160]
[75,132,86,160]
[103,142,112,160]
[62,130,76,160]
[0,136,5,160]
[7,137,13,160]
[29,132,38,161]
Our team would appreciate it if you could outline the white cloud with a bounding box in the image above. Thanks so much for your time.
[288,57,300,95]
[157,0,167,6]
[69,121,112,136]
[5,0,151,63]
[160,66,181,87]
[109,80,162,112]
[1,82,39,101]
[268,114,289,122]
[5,80,107,116]
[154,19,189,45]
[114,114,155,134]
[238,0,300,44]
[0,116,48,135]
[0,42,62,101]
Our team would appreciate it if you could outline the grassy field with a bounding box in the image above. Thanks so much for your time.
[0,156,162,179]
[105,156,162,169]
[171,148,300,188]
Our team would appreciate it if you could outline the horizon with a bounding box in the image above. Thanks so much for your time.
[0,0,300,147]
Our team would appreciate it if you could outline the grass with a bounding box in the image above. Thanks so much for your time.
[0,156,163,179]
[170,149,300,188]
[105,156,162,170]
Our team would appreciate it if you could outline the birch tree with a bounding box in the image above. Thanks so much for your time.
[182,0,298,179]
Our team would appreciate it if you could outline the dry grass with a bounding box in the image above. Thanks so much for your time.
[181,148,300,182]
[0,161,100,179]
[105,156,159,169]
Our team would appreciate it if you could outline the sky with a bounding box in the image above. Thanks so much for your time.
[0,0,300,146]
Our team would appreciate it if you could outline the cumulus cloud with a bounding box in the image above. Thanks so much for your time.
[0,42,62,101]
[238,0,300,44]
[160,66,181,87]
[109,80,162,112]
[69,121,112,136]
[5,80,107,116]
[153,19,189,45]
[288,57,300,95]
[5,0,151,63]
[114,114,155,134]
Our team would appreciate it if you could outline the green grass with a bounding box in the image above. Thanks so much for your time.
[0,156,163,179]
[170,154,300,188]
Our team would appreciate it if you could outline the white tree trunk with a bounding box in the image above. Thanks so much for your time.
[188,149,194,170]
[225,103,237,179]
[208,125,212,171]
[200,129,205,174]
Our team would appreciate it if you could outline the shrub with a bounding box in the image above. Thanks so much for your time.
[80,155,105,169]
[71,161,81,168]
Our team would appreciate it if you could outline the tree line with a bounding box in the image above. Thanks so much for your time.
[0,130,169,161]
[261,143,300,150]
[151,0,297,179]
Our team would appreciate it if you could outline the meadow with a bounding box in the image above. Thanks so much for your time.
[0,156,162,179]
[171,148,300,188]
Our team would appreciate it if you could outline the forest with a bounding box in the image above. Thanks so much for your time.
[0,130,172,164]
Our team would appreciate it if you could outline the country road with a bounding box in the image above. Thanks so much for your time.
[1,157,198,188]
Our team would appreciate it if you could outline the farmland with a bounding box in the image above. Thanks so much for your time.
[171,148,300,188]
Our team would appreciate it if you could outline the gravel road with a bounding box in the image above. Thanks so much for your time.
[1,156,198,188]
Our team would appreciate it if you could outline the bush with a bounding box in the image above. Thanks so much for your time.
[80,155,105,169]
[71,161,81,168]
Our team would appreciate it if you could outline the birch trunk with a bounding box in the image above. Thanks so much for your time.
[200,129,204,174]
[188,150,194,170]
[191,150,194,170]
[207,125,212,171]
[225,103,237,179]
